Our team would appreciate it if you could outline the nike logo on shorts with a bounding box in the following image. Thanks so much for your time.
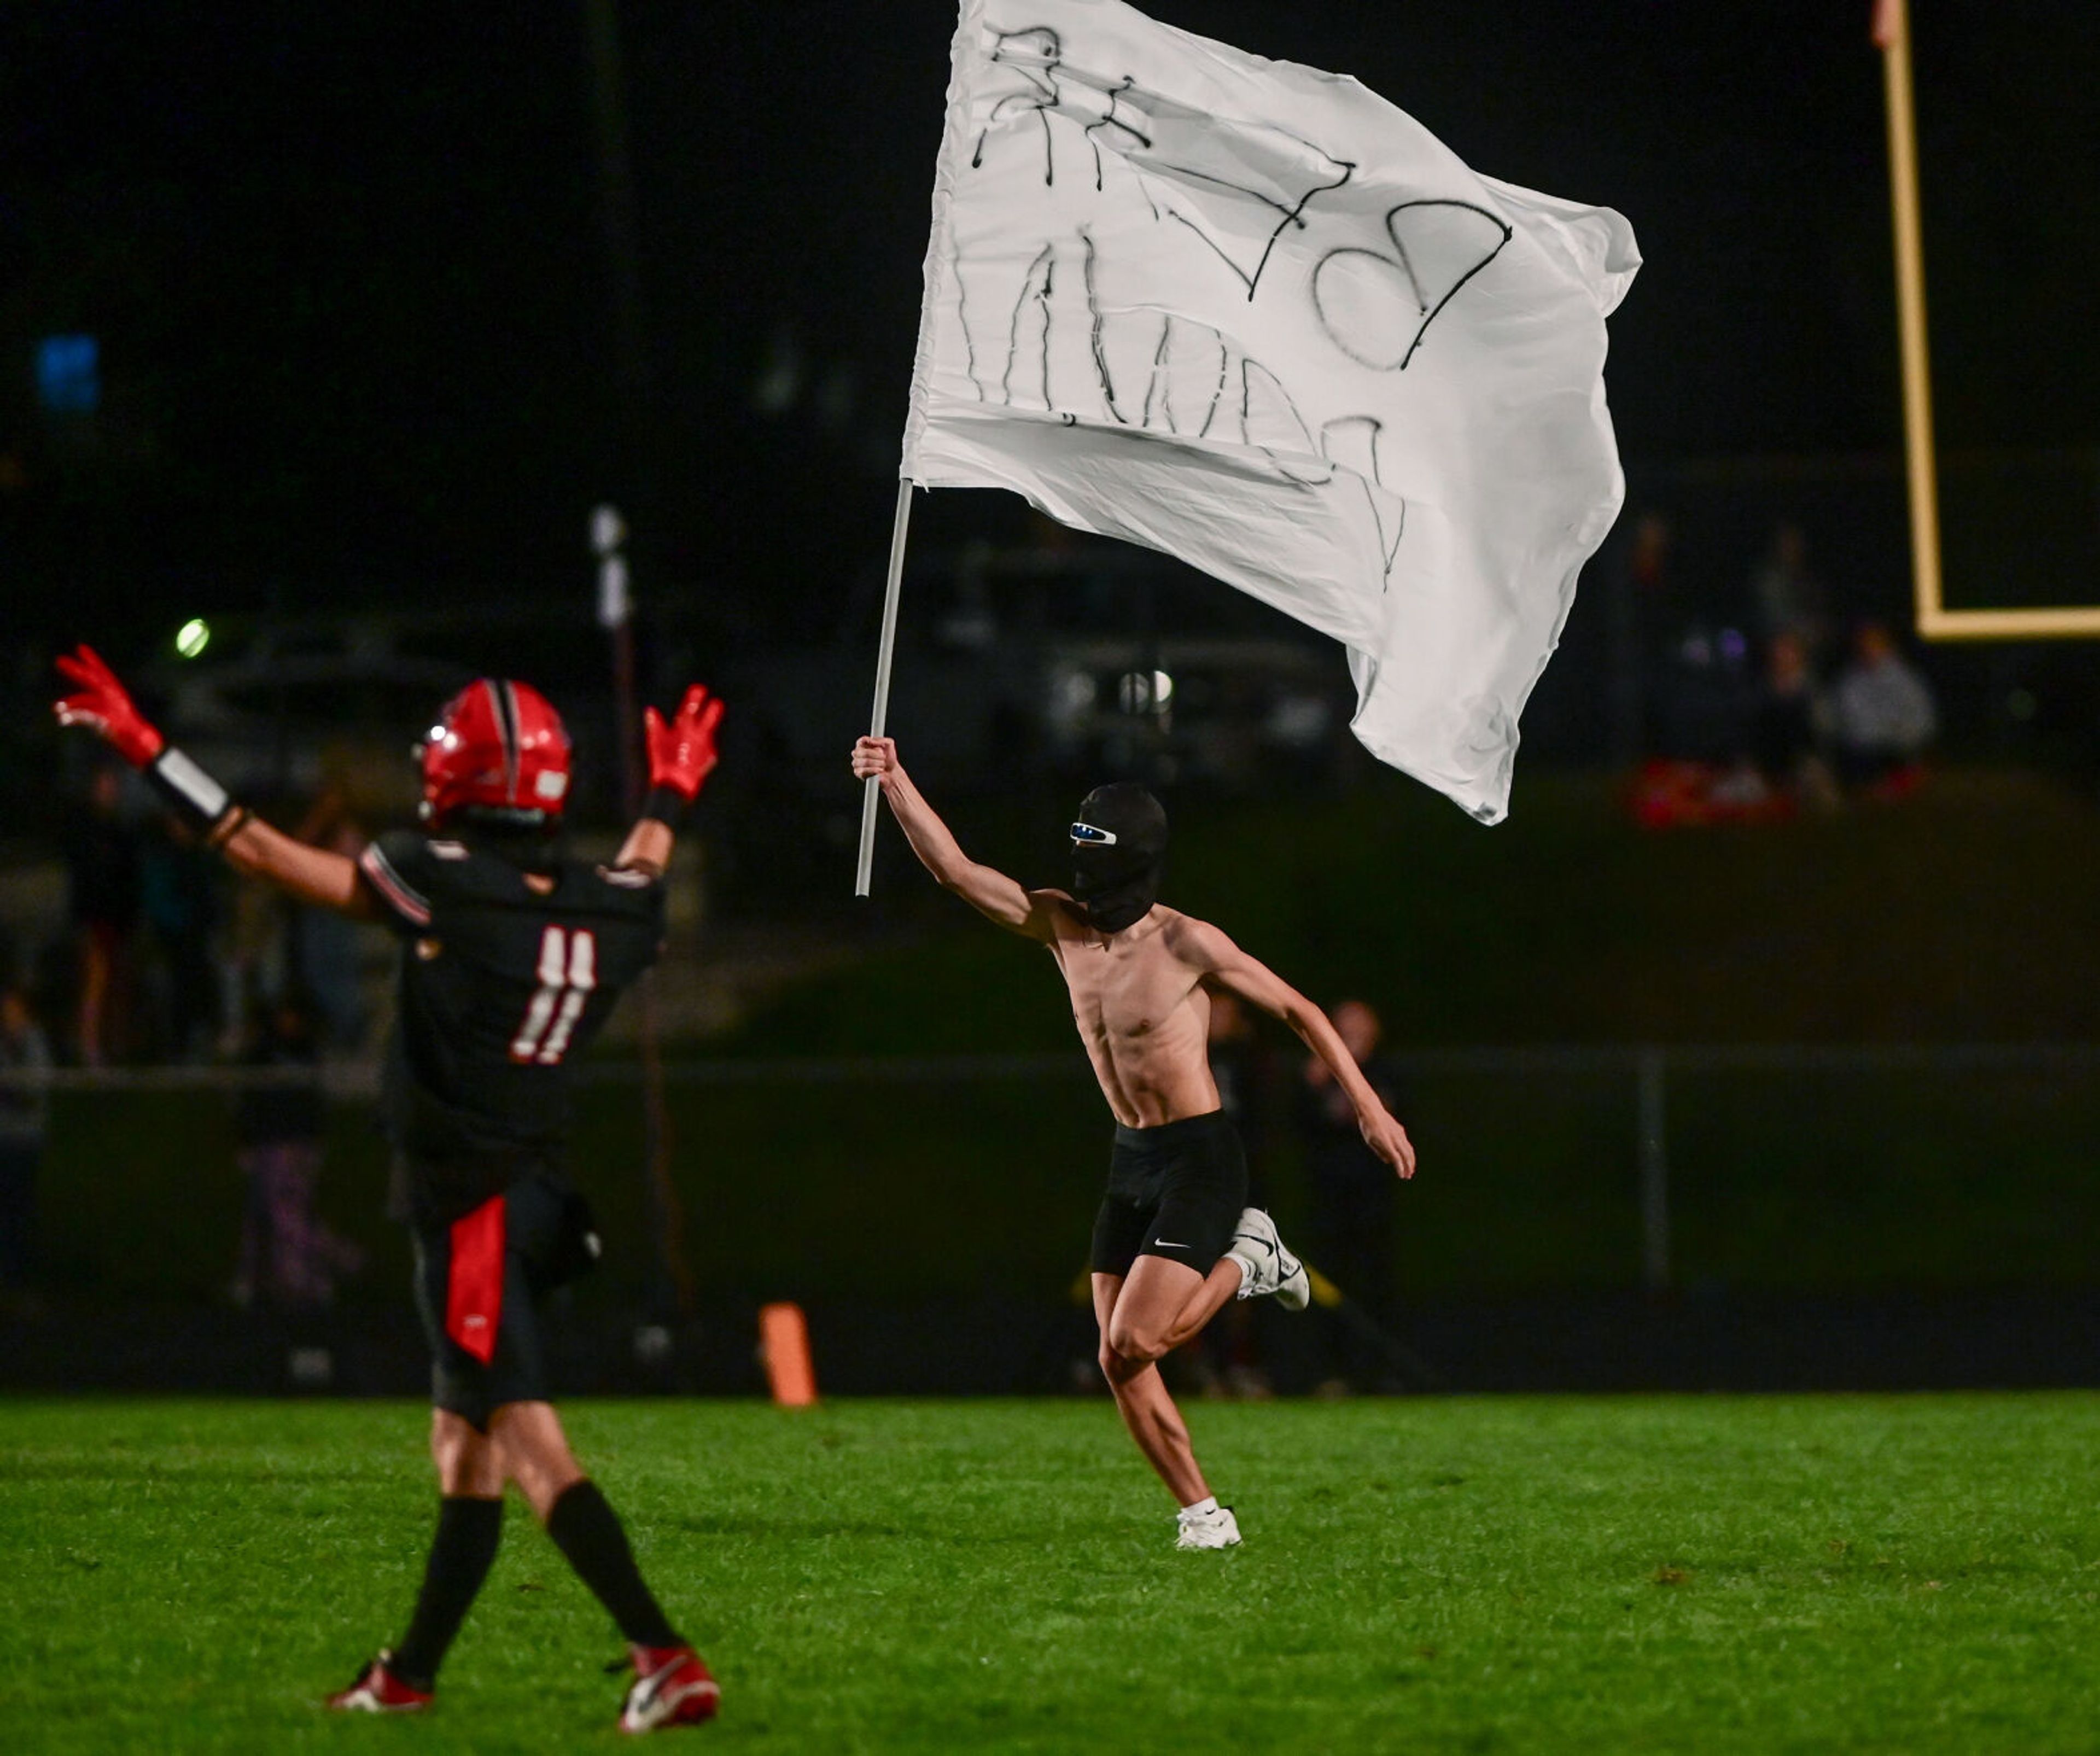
[1152,1239,1189,1249]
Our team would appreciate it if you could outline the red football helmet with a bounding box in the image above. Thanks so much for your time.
[418,679,572,828]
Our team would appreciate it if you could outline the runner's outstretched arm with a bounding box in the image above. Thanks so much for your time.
[1188,920,1417,1177]
[615,685,725,877]
[851,736,1057,941]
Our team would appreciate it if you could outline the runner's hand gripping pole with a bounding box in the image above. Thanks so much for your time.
[54,644,250,847]
[854,480,916,897]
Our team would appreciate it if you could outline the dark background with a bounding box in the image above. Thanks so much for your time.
[3,3,2098,1394]
[4,1,2096,639]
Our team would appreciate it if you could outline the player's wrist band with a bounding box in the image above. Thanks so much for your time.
[145,746,243,843]
[206,805,253,850]
[641,784,690,829]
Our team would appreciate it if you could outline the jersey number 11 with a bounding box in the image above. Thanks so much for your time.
[511,926,598,1065]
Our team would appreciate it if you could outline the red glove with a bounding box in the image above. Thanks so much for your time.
[54,645,165,767]
[644,685,724,803]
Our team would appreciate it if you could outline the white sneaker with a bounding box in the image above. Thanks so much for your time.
[1175,1504,1242,1550]
[1226,1208,1310,1311]
[1224,1209,1280,1298]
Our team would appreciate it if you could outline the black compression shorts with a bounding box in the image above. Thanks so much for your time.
[1089,1109,1248,1279]
[408,1166,597,1430]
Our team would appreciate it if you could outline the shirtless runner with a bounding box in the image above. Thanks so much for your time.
[852,737,1414,1549]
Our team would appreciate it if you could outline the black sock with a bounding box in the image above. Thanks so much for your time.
[544,1478,681,1649]
[392,1495,504,1688]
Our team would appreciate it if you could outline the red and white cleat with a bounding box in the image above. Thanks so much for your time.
[326,1650,434,1714]
[619,1644,721,1732]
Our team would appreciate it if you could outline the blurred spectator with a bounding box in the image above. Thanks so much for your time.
[1629,510,1670,582]
[1749,522,1831,663]
[60,764,141,1065]
[1749,632,1840,812]
[229,988,362,1312]
[1208,990,1271,1168]
[1625,511,1678,756]
[289,779,372,1049]
[139,820,226,1063]
[222,865,290,1057]
[1627,510,1763,785]
[1190,990,1274,1399]
[1649,622,1759,771]
[1298,999,1408,1395]
[0,983,52,1309]
[1833,621,1936,791]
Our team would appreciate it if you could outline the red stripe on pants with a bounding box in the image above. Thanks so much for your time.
[445,1195,506,1364]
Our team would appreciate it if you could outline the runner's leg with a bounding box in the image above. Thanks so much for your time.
[1112,1252,1244,1358]
[1094,1267,1215,1505]
[1161,1255,1242,1350]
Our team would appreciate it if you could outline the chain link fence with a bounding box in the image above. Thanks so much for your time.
[6,1042,2097,1307]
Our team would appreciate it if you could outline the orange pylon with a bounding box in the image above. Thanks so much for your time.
[758,1302,818,1407]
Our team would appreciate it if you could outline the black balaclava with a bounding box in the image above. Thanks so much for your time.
[1069,783,1168,933]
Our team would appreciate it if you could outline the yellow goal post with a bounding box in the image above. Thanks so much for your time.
[1879,0,2100,639]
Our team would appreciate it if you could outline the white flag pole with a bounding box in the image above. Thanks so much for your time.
[854,478,916,896]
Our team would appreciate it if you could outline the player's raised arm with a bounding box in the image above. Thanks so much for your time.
[1187,920,1417,1179]
[53,644,377,918]
[851,736,1057,940]
[614,685,724,878]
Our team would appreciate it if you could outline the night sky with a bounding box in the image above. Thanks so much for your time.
[3,1,2095,646]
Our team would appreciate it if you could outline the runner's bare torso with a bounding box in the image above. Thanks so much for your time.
[1045,900,1223,1127]
[853,737,1414,1175]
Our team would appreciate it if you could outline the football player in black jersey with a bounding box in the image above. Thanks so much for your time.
[55,646,726,1733]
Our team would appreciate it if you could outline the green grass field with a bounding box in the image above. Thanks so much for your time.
[7,1397,2100,1753]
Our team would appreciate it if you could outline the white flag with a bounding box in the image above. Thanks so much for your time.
[902,0,1639,822]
